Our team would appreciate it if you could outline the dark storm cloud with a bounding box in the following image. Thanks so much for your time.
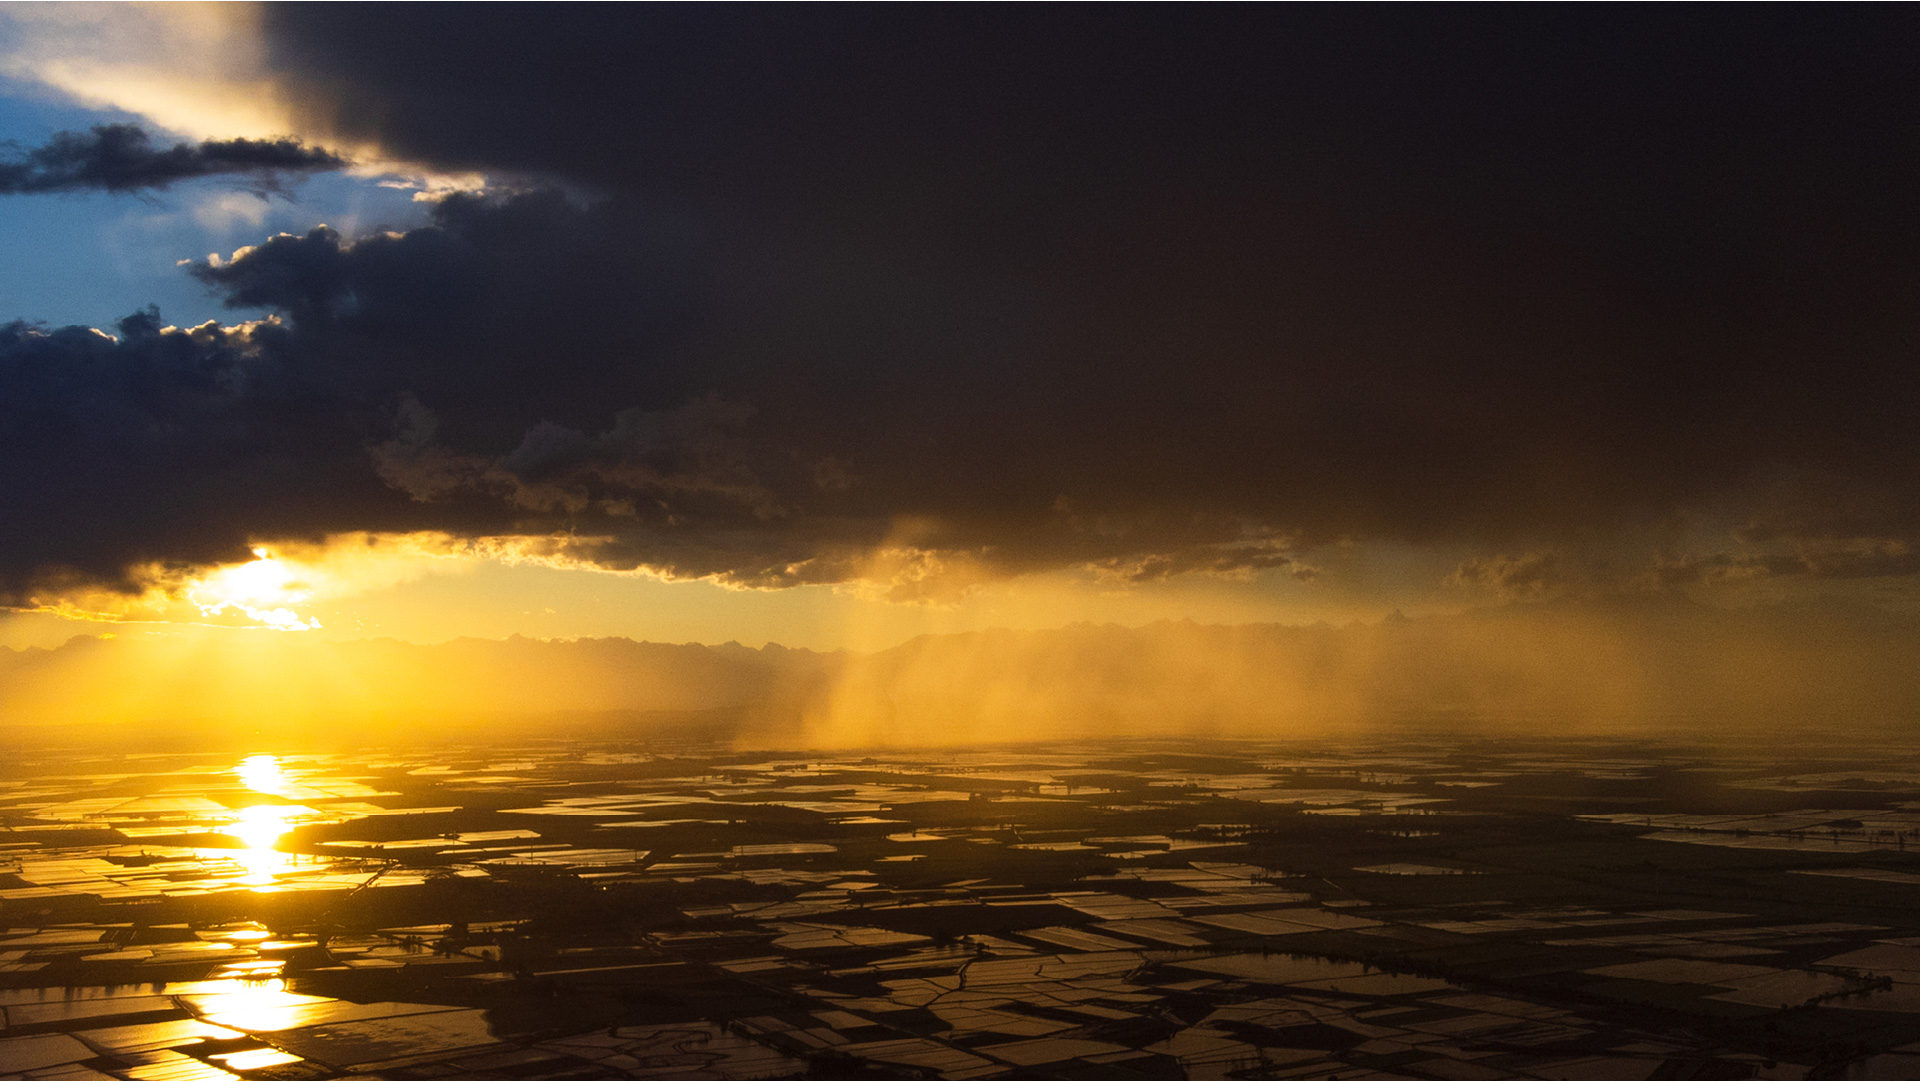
[0,191,712,601]
[11,8,1920,597]
[0,309,340,597]
[0,124,344,194]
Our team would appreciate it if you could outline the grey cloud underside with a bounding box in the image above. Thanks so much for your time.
[3,186,1917,602]
[0,125,344,195]
[8,9,1920,598]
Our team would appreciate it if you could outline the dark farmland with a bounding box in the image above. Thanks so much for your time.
[6,739,1920,1078]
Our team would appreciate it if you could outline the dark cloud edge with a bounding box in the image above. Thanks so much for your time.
[0,124,345,195]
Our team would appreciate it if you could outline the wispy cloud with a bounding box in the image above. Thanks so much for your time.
[0,124,343,195]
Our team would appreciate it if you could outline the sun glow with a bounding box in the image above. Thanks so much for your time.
[188,548,320,630]
[163,531,497,631]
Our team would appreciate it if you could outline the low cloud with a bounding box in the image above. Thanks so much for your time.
[1449,551,1571,600]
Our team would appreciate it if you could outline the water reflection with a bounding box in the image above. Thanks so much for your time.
[237,754,291,796]
[212,1047,304,1071]
[230,757,299,886]
[181,978,340,1032]
[227,805,294,885]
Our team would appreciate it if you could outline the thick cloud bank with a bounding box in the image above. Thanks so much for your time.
[7,9,1920,600]
[0,124,343,194]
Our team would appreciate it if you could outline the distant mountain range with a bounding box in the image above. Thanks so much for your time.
[4,597,1917,747]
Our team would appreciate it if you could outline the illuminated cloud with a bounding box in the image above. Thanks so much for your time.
[12,532,485,632]
[190,561,319,630]
[0,2,292,141]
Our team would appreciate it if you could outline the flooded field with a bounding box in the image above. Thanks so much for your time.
[7,738,1920,1077]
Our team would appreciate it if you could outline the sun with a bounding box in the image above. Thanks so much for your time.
[186,547,322,630]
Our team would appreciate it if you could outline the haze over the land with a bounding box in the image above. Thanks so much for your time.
[2,7,1919,737]
[7,600,1914,748]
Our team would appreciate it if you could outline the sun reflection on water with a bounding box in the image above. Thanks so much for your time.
[230,804,295,885]
[180,977,340,1033]
[237,754,292,796]
[228,756,303,887]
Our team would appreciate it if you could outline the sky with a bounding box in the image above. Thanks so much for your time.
[3,5,1920,653]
